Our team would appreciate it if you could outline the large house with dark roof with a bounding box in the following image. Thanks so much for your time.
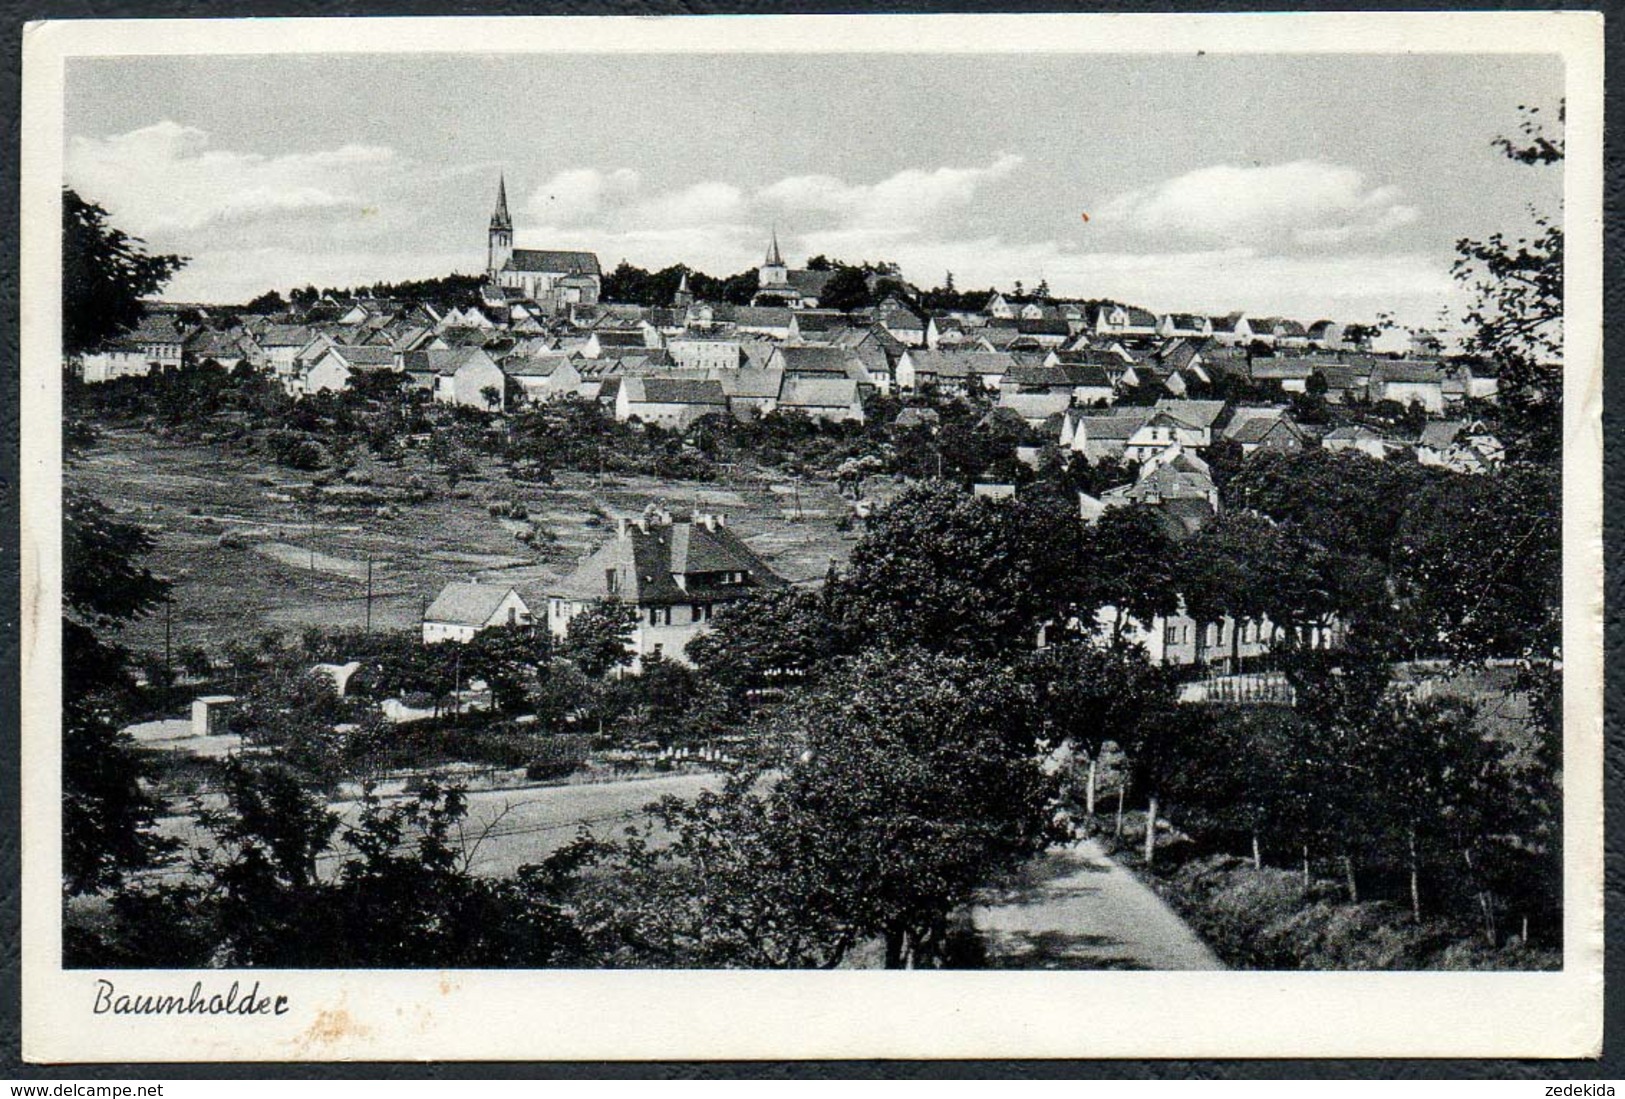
[485,176,602,310]
[546,510,788,670]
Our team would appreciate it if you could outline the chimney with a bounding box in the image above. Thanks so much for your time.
[616,516,630,539]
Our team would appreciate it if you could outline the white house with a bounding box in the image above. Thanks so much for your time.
[614,377,729,428]
[422,583,532,644]
[426,348,507,410]
[546,510,787,671]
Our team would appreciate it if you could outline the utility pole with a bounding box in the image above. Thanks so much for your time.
[163,595,173,680]
[365,556,374,633]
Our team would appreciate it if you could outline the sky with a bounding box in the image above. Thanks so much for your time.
[64,51,1563,326]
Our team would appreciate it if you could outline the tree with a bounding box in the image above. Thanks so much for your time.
[62,188,187,356]
[1392,465,1561,662]
[835,482,1078,657]
[1174,509,1281,670]
[72,760,592,967]
[61,486,176,894]
[1077,505,1181,648]
[463,623,552,713]
[1453,103,1564,463]
[244,289,287,314]
[557,599,639,678]
[1020,641,1167,822]
[817,266,875,313]
[582,648,1062,968]
[231,666,354,786]
[684,586,844,693]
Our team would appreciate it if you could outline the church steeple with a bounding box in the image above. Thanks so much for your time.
[490,173,513,233]
[764,226,784,267]
[487,173,514,282]
[672,268,693,309]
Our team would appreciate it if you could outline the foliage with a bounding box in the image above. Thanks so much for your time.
[462,624,552,714]
[579,648,1062,968]
[684,585,845,693]
[1077,504,1181,643]
[70,761,590,967]
[834,482,1079,657]
[557,599,640,678]
[1453,102,1564,463]
[1392,465,1561,661]
[61,486,175,894]
[62,188,187,356]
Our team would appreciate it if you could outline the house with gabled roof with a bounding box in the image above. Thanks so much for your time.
[1158,313,1213,339]
[504,353,583,404]
[786,310,850,343]
[399,347,506,409]
[183,328,249,373]
[1093,304,1160,339]
[1416,419,1505,473]
[717,368,785,420]
[1222,406,1307,456]
[768,344,888,393]
[614,377,728,428]
[546,509,787,670]
[1322,424,1404,461]
[667,336,745,373]
[894,349,1017,393]
[1208,313,1254,347]
[778,376,865,424]
[996,388,1072,428]
[301,343,400,395]
[1370,360,1447,414]
[1060,408,1153,461]
[422,583,532,645]
[1151,399,1226,447]
[873,295,928,347]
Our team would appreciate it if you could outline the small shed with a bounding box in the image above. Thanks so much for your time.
[191,695,238,738]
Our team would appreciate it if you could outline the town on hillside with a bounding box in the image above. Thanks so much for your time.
[62,136,1564,978]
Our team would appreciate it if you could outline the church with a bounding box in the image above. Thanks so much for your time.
[751,229,835,308]
[485,176,603,312]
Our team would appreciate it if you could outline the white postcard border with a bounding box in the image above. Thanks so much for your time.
[19,11,1606,1063]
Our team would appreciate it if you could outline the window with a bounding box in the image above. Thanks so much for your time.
[1164,624,1179,646]
[605,568,619,595]
[691,604,703,623]
[649,607,660,626]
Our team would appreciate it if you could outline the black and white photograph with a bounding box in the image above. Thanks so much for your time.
[19,11,1604,1062]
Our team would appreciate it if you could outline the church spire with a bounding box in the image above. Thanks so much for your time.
[765,226,784,267]
[490,173,513,233]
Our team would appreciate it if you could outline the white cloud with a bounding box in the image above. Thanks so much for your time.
[516,155,1025,268]
[523,170,744,233]
[1099,160,1419,248]
[759,154,1023,231]
[66,120,398,234]
[842,236,1459,327]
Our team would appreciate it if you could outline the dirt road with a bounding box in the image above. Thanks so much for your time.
[969,838,1223,970]
[153,771,723,882]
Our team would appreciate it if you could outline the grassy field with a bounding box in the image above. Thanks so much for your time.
[71,429,872,656]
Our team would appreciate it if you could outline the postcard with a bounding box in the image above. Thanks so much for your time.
[20,11,1605,1062]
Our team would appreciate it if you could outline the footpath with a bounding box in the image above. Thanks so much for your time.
[969,837,1223,970]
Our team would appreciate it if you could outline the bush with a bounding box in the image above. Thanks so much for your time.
[1159,854,1559,971]
[525,734,591,782]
